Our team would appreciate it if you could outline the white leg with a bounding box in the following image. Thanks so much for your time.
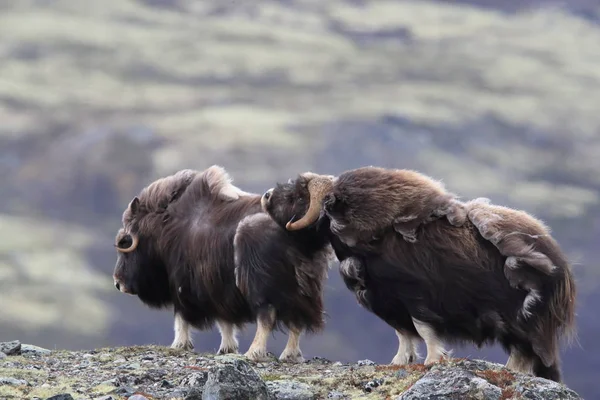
[216,320,239,355]
[506,348,533,374]
[279,327,304,363]
[412,318,449,365]
[171,313,194,351]
[244,307,275,362]
[390,329,420,365]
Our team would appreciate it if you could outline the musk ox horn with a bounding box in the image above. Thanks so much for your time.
[116,233,139,253]
[286,174,335,231]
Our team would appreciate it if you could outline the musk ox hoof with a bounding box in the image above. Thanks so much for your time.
[390,352,417,366]
[217,346,239,355]
[244,348,272,363]
[171,340,194,352]
[279,349,305,364]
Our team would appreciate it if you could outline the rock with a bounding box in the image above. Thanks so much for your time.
[21,344,52,356]
[266,380,315,400]
[202,359,270,400]
[112,386,137,397]
[128,395,149,400]
[513,376,582,400]
[0,340,21,355]
[0,352,6,360]
[0,376,28,385]
[397,367,502,400]
[184,387,204,400]
[327,391,347,399]
[181,372,209,387]
[356,359,375,366]
[45,395,74,400]
[95,396,118,400]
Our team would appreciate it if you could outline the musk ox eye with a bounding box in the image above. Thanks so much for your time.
[118,235,133,249]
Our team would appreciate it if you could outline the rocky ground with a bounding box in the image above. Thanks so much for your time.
[0,341,582,400]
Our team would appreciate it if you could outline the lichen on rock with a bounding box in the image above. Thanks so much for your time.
[0,342,583,400]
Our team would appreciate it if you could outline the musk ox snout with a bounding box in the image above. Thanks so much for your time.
[113,274,135,295]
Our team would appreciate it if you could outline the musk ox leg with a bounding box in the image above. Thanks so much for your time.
[216,320,239,355]
[505,347,533,375]
[279,326,305,363]
[390,330,420,365]
[171,313,194,351]
[244,306,276,362]
[412,318,450,365]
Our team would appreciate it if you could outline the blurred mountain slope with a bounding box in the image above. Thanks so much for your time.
[1,0,599,397]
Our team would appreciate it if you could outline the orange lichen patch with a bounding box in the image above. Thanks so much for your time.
[475,369,516,388]
[500,387,519,400]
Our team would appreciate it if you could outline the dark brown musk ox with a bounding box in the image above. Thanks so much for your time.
[112,166,333,363]
[260,166,577,382]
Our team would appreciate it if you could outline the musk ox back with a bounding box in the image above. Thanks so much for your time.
[112,165,333,363]
[260,167,577,383]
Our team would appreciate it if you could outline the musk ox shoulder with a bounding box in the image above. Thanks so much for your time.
[112,165,333,363]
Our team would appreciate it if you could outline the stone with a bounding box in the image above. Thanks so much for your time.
[0,352,6,360]
[0,340,21,355]
[128,395,149,400]
[327,391,347,399]
[94,396,118,400]
[356,359,375,366]
[0,376,28,385]
[184,387,203,400]
[266,380,315,400]
[21,344,52,356]
[513,376,582,400]
[201,358,270,400]
[181,371,209,388]
[45,395,75,400]
[397,367,502,400]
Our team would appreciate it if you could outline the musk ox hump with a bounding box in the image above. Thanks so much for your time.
[204,165,253,202]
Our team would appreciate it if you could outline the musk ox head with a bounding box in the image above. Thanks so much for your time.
[112,169,198,308]
[261,172,336,232]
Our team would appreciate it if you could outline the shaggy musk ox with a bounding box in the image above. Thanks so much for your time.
[112,166,333,363]
[261,166,577,382]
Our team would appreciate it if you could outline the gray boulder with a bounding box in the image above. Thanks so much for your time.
[0,340,21,355]
[267,380,315,400]
[397,360,582,400]
[398,367,502,400]
[202,358,270,400]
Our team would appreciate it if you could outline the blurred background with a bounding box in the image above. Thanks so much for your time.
[0,0,599,397]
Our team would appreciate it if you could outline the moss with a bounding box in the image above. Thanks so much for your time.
[260,373,283,381]
[0,367,47,380]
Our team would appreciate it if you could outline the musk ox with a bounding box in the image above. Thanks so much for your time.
[260,166,577,382]
[112,166,333,363]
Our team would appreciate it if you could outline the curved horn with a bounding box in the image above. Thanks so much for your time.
[286,174,334,231]
[116,233,139,253]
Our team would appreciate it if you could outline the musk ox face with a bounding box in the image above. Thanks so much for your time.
[261,176,311,230]
[112,197,171,308]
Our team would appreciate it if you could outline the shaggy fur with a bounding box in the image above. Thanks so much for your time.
[112,166,332,362]
[319,166,469,245]
[262,167,577,383]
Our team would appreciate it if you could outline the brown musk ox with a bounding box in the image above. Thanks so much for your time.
[260,166,577,383]
[112,166,333,363]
